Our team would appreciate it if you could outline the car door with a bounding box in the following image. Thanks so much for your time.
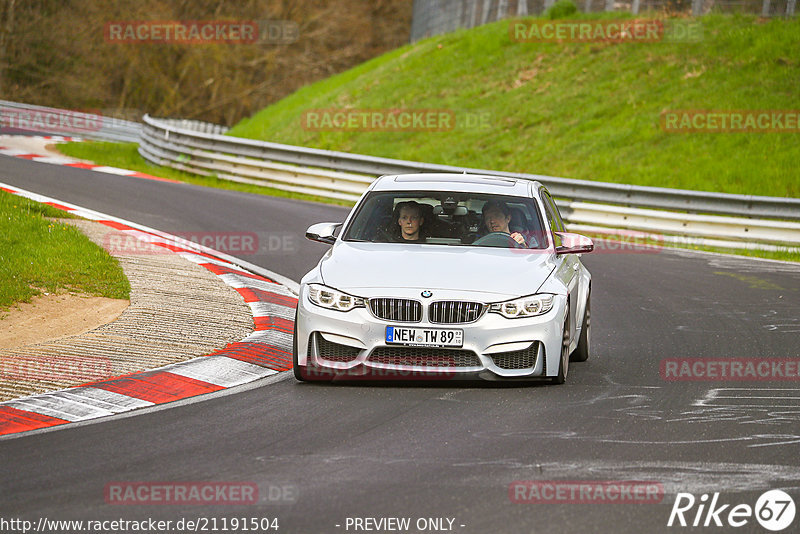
[540,188,580,343]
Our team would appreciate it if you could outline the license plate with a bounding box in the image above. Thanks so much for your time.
[385,326,463,347]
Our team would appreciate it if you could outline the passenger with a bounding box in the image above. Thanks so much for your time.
[481,200,526,246]
[392,201,426,243]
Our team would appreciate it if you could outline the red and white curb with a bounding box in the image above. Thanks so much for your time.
[0,182,299,438]
[0,135,180,184]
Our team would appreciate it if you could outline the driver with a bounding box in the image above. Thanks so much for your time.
[393,201,426,242]
[482,200,526,247]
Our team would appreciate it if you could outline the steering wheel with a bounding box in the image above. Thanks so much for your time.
[374,226,395,243]
[471,232,525,249]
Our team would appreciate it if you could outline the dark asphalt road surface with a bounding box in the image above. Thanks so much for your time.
[2,155,799,534]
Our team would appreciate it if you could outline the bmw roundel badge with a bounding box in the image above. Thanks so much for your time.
[421,290,433,298]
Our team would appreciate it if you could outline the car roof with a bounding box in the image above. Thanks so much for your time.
[371,173,543,196]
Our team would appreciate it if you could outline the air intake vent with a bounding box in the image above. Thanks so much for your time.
[490,342,538,370]
[315,334,361,362]
[369,347,480,367]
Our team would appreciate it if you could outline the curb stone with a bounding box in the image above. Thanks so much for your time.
[0,182,298,438]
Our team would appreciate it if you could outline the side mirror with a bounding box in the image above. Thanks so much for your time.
[554,232,594,255]
[305,222,342,245]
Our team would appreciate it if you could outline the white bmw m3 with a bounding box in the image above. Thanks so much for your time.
[293,173,593,383]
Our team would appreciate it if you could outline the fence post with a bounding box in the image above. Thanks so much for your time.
[691,0,703,15]
[788,0,797,16]
[604,0,614,11]
[761,0,771,16]
[518,0,529,15]
[631,0,640,14]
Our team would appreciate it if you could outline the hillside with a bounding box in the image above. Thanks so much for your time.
[228,11,800,198]
[0,0,411,125]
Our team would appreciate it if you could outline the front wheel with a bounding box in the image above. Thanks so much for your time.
[551,311,570,385]
[570,291,590,363]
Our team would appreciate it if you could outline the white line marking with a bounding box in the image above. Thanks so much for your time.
[90,166,137,175]
[166,356,278,387]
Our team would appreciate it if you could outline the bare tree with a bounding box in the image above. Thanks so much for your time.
[481,0,493,24]
[0,0,15,97]
[467,0,478,27]
[0,0,412,125]
[497,0,509,17]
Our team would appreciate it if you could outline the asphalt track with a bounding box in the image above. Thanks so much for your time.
[2,153,799,534]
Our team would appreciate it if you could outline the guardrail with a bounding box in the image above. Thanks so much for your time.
[0,100,141,143]
[139,114,800,252]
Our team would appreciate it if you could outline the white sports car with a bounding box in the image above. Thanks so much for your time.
[293,173,593,383]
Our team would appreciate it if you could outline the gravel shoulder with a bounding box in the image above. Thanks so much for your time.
[0,218,254,401]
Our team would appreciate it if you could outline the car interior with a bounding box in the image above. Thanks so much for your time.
[345,193,546,248]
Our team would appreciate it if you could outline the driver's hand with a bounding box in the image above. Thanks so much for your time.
[510,232,526,246]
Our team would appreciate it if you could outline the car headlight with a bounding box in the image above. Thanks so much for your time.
[307,284,365,312]
[489,294,554,318]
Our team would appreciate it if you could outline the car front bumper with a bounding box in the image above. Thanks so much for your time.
[295,286,567,381]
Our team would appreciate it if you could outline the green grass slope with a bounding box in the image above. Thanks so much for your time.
[228,11,799,198]
[0,192,130,310]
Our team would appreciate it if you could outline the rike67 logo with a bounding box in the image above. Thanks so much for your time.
[668,490,795,531]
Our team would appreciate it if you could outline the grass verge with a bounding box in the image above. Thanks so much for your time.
[228,12,799,198]
[0,191,131,311]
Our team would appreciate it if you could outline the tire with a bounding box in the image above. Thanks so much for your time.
[551,309,570,385]
[570,290,590,363]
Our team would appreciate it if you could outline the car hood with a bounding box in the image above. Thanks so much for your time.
[319,242,554,300]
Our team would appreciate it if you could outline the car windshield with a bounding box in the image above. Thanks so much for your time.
[342,191,547,249]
